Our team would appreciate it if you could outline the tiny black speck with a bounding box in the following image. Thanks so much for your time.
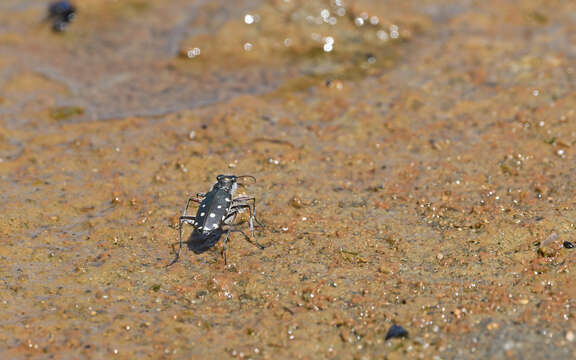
[385,324,409,340]
[48,1,76,32]
[563,241,575,249]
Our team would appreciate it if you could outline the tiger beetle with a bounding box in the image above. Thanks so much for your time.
[167,175,265,266]
[47,1,76,32]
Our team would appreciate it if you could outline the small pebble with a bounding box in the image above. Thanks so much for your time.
[289,196,304,208]
[486,322,500,331]
[563,241,575,249]
[538,232,562,257]
[385,324,409,340]
[567,331,575,342]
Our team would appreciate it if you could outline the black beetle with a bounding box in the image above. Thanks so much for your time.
[385,324,409,340]
[47,1,76,32]
[168,174,265,266]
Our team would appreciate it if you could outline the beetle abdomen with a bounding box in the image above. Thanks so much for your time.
[188,229,224,254]
[195,189,231,231]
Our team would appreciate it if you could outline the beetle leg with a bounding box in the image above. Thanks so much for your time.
[232,196,264,228]
[222,210,238,226]
[167,196,201,268]
[167,215,196,267]
[231,204,257,238]
[223,209,265,250]
[221,230,231,265]
[229,228,265,250]
[183,197,202,216]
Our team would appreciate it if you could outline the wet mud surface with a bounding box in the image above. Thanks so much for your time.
[1,0,576,358]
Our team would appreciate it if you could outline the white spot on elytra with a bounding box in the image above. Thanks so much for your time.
[217,205,222,209]
[213,224,219,228]
[200,212,205,216]
[210,213,216,218]
[225,198,231,202]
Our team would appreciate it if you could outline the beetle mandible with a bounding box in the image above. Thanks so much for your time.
[167,174,265,266]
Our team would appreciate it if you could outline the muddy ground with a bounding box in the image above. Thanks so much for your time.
[1,0,576,359]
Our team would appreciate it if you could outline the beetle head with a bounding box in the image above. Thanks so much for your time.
[215,174,256,192]
[214,174,238,192]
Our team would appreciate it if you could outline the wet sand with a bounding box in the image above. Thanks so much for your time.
[1,0,576,358]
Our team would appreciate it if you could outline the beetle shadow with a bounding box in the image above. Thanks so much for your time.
[186,229,225,254]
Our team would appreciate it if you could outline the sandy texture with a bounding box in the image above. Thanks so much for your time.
[1,0,576,358]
